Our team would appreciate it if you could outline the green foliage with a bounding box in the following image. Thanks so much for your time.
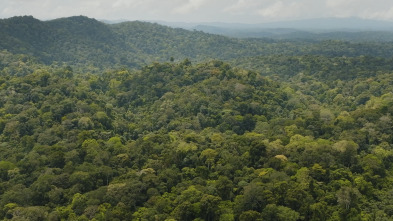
[1,18,393,220]
[261,204,300,221]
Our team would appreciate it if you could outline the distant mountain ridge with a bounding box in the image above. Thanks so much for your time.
[192,25,393,41]
[0,15,269,68]
[158,17,393,40]
[158,17,393,31]
[2,16,393,69]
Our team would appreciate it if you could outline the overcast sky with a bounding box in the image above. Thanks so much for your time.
[1,0,393,23]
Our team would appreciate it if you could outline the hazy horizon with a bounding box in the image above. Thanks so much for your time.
[2,0,393,24]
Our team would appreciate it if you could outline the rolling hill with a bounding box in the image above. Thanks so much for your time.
[2,16,393,70]
[1,15,393,220]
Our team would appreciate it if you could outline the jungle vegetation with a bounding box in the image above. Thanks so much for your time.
[0,16,393,221]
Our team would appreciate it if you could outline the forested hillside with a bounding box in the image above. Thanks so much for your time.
[1,16,393,220]
[2,16,393,70]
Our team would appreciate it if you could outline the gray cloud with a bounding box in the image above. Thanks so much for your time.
[1,0,393,22]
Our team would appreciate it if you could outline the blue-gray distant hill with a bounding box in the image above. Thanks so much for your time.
[162,17,393,41]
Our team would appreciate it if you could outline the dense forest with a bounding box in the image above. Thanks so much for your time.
[3,16,393,69]
[1,16,393,221]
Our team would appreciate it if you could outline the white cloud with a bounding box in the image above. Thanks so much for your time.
[224,0,259,14]
[324,0,393,20]
[112,0,147,8]
[325,0,356,8]
[172,0,207,14]
[256,0,322,20]
[366,6,393,20]
[257,1,284,18]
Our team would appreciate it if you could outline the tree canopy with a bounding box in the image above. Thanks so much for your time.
[1,16,393,220]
